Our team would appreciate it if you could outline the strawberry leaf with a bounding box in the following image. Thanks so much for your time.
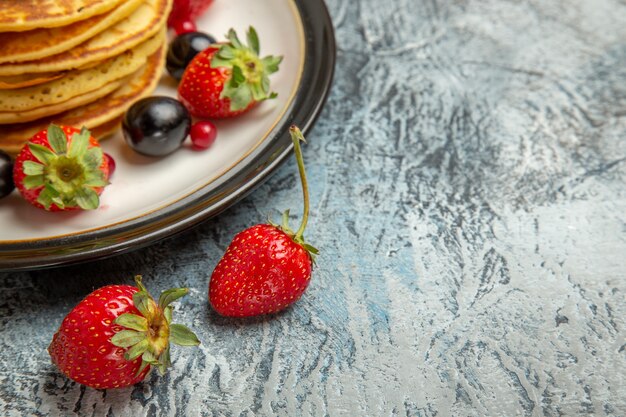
[135,356,151,377]
[114,313,148,332]
[37,185,62,209]
[83,172,107,187]
[210,56,232,68]
[23,174,44,189]
[133,290,153,318]
[163,306,173,324]
[156,345,171,375]
[281,209,291,231]
[223,81,252,111]
[141,350,158,364]
[68,128,90,158]
[230,65,245,87]
[261,74,270,94]
[262,56,282,74]
[75,187,99,210]
[125,339,150,361]
[246,26,260,55]
[170,324,201,346]
[227,28,243,48]
[111,330,145,347]
[28,143,55,164]
[47,124,67,154]
[217,45,235,60]
[250,82,267,102]
[82,147,103,171]
[158,287,189,309]
[23,161,44,175]
[302,243,319,255]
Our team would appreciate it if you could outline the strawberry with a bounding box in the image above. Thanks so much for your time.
[167,0,213,30]
[48,276,200,390]
[13,124,109,211]
[209,126,318,317]
[178,27,282,119]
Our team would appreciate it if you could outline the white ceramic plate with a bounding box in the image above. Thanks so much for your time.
[0,0,335,270]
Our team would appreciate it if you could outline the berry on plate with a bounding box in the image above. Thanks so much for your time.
[178,26,282,119]
[209,126,318,317]
[48,276,200,390]
[13,124,109,211]
[189,120,217,150]
[168,0,213,31]
[122,96,191,157]
[167,31,217,81]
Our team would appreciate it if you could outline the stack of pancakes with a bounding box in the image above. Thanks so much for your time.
[0,0,172,154]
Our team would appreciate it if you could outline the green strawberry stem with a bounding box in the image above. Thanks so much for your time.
[110,276,200,376]
[289,126,309,241]
[211,27,282,111]
[24,124,108,210]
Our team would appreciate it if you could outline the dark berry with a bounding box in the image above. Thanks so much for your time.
[104,153,116,178]
[166,31,216,80]
[190,121,217,150]
[122,97,191,157]
[0,150,14,198]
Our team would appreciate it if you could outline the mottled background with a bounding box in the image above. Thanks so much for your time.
[2,0,626,415]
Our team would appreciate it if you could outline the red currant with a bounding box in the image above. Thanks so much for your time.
[190,121,217,150]
[104,153,116,178]
[172,19,197,35]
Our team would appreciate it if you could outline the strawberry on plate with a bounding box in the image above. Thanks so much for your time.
[178,27,282,119]
[209,126,318,317]
[13,124,109,211]
[48,276,200,390]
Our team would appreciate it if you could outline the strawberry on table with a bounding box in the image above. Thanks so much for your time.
[209,126,318,317]
[12,124,109,211]
[178,27,282,119]
[48,276,200,390]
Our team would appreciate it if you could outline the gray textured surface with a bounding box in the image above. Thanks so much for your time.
[2,0,626,415]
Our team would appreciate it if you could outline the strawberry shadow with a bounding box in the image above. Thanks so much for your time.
[205,300,294,326]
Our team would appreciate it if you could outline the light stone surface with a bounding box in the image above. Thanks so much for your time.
[1,0,626,415]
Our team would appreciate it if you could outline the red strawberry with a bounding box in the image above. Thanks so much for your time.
[13,124,109,211]
[178,27,282,119]
[167,0,213,30]
[48,276,200,390]
[209,126,318,317]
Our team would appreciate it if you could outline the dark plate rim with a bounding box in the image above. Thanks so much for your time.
[0,0,336,272]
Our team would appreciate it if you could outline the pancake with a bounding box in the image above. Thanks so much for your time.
[0,0,125,32]
[0,76,126,124]
[0,0,172,75]
[0,30,164,113]
[0,44,165,154]
[0,0,143,64]
[0,72,65,89]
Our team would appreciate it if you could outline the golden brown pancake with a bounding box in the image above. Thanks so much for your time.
[0,0,126,32]
[0,45,165,154]
[0,0,172,75]
[0,0,143,64]
[0,73,65,89]
[0,30,164,114]
[0,77,126,124]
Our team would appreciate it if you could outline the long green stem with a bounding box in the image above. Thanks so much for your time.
[290,126,309,240]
